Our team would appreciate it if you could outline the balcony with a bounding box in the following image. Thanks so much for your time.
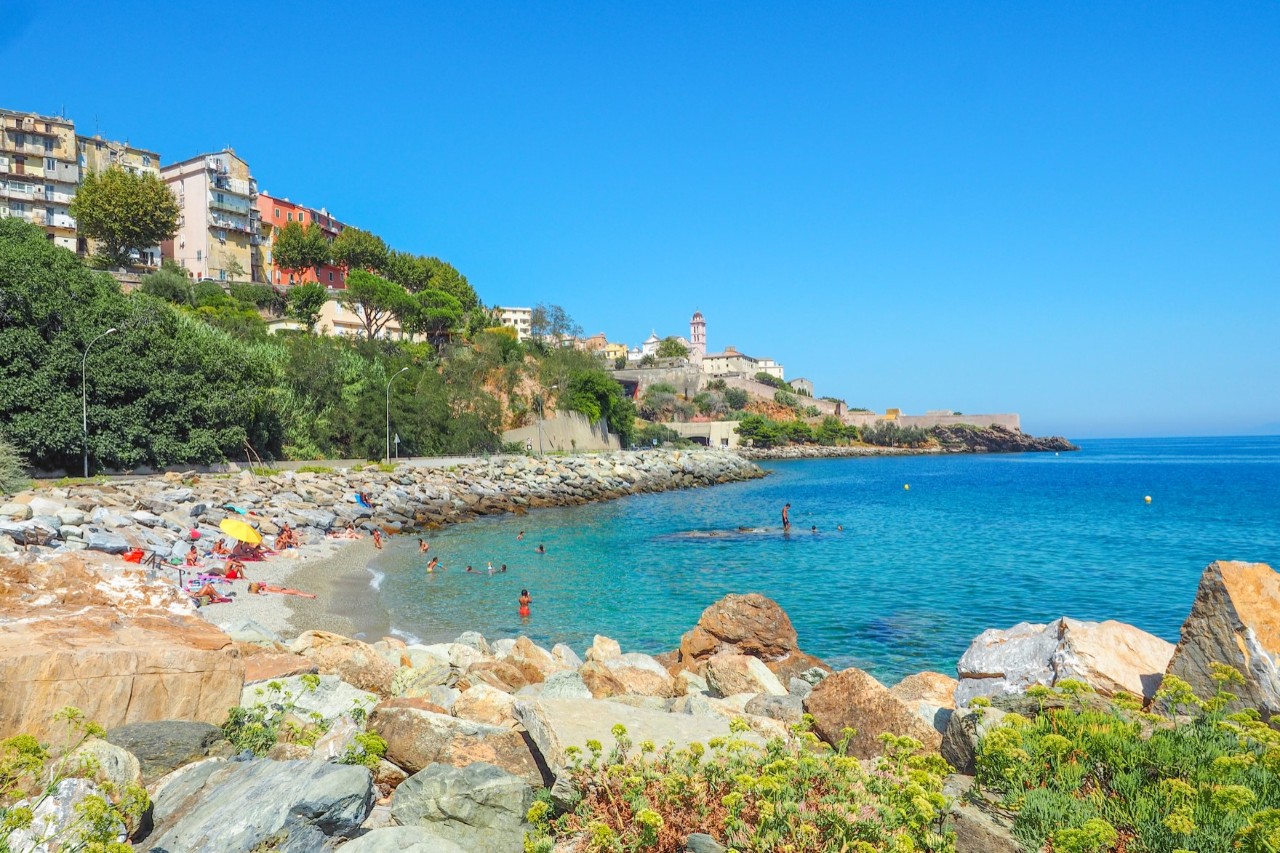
[0,162,43,178]
[209,193,251,215]
[209,215,253,234]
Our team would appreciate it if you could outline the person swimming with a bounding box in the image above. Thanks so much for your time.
[466,565,477,573]
[418,539,429,553]
[425,557,440,572]
[535,544,546,554]
[500,564,508,573]
[516,531,525,541]
[487,561,495,575]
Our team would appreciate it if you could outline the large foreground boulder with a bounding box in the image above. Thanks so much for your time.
[802,666,943,759]
[0,555,244,739]
[291,630,398,695]
[891,671,958,735]
[579,653,676,698]
[674,593,831,681]
[339,826,468,852]
[391,761,532,852]
[104,721,232,785]
[704,653,788,698]
[954,617,1173,706]
[513,696,764,776]
[369,702,546,786]
[145,759,373,852]
[241,674,379,724]
[1166,561,1280,716]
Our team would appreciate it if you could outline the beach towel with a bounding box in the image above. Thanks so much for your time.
[354,493,372,509]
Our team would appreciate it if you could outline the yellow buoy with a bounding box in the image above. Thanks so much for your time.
[904,484,910,491]
[1144,495,1152,504]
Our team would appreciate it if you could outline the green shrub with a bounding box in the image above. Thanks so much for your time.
[294,465,335,474]
[975,666,1280,853]
[0,433,29,495]
[0,708,149,851]
[340,732,388,770]
[526,717,954,852]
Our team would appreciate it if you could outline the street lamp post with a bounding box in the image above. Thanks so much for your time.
[82,328,118,478]
[386,367,409,462]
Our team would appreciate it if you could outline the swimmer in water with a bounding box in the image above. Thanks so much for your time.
[418,539,429,553]
[811,525,818,533]
[487,561,495,575]
[466,565,476,573]
[500,563,508,573]
[516,531,525,541]
[425,557,440,572]
[535,544,546,555]
[837,524,843,531]
[518,588,532,617]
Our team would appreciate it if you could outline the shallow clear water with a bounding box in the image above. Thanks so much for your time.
[367,437,1280,684]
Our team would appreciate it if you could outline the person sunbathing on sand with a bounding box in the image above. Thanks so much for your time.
[211,538,230,556]
[184,545,200,567]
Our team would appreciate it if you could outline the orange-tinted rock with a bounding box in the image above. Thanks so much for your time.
[803,666,943,759]
[243,654,317,684]
[1167,561,1280,715]
[372,697,450,716]
[290,630,397,696]
[0,554,244,739]
[369,704,546,786]
[460,660,530,693]
[674,593,830,679]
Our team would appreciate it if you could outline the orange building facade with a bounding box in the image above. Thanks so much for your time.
[256,192,347,288]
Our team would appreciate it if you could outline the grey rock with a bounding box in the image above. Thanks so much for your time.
[340,826,468,853]
[0,502,32,520]
[744,692,805,725]
[105,720,232,785]
[145,759,373,853]
[242,675,379,724]
[491,638,517,658]
[538,670,593,700]
[787,677,813,698]
[687,833,728,853]
[391,663,453,697]
[390,762,531,853]
[514,697,763,777]
[56,506,86,526]
[83,528,130,554]
[552,643,584,669]
[453,631,492,656]
[939,706,1007,775]
[9,778,123,851]
[943,775,1022,853]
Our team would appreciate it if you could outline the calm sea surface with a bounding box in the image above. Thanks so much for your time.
[366,437,1280,684]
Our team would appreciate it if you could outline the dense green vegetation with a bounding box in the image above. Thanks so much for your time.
[69,167,180,268]
[526,718,953,853]
[733,414,932,449]
[974,669,1280,853]
[0,219,630,472]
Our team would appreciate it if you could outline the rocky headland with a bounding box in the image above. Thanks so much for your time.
[739,425,1078,460]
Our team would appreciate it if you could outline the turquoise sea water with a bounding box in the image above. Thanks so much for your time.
[366,437,1280,684]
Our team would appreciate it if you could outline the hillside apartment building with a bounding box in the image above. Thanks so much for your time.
[256,192,348,288]
[0,109,80,251]
[160,150,259,282]
[496,306,533,341]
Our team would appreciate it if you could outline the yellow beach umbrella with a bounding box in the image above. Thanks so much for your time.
[219,518,262,546]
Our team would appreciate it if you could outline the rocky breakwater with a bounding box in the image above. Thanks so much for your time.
[0,449,763,561]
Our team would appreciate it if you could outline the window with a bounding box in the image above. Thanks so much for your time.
[196,249,202,261]
[216,229,226,243]
[328,272,334,282]
[274,208,280,219]
[14,133,24,147]
[95,140,103,150]
[287,212,293,221]
[216,192,225,204]
[43,137,52,152]
[219,268,227,281]
[299,212,305,222]
[45,158,56,172]
[142,155,151,167]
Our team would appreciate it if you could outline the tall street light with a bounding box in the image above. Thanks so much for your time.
[82,328,118,478]
[386,367,410,462]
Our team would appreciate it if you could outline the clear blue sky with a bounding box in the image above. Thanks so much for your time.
[4,2,1277,438]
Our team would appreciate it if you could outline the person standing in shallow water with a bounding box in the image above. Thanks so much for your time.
[782,503,791,532]
[519,589,532,619]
